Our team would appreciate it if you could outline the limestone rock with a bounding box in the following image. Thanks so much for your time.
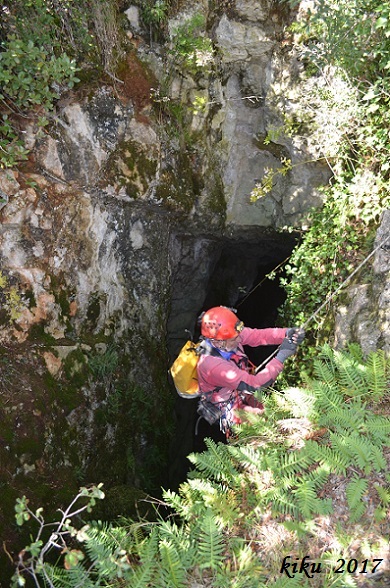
[335,210,390,355]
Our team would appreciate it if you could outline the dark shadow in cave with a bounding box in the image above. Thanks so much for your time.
[168,233,297,491]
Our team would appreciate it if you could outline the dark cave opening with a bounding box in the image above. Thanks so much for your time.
[168,233,297,489]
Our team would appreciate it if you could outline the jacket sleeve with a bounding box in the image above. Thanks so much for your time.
[240,326,286,347]
[200,355,284,392]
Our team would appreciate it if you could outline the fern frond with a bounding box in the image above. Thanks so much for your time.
[310,380,344,414]
[368,444,387,471]
[365,349,388,401]
[329,431,382,475]
[305,465,331,489]
[228,444,266,472]
[328,431,354,460]
[189,438,239,482]
[163,489,189,518]
[263,487,299,516]
[312,355,337,390]
[292,479,333,518]
[187,477,241,528]
[305,440,349,475]
[217,542,264,588]
[332,348,368,397]
[346,476,368,522]
[345,433,375,474]
[194,509,225,571]
[127,526,159,588]
[374,483,390,506]
[83,525,127,577]
[320,404,366,433]
[364,414,390,443]
[158,539,187,588]
[283,387,316,419]
[292,479,319,518]
[273,448,315,476]
[346,343,364,363]
[279,473,301,490]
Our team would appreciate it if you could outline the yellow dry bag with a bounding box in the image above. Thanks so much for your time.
[169,340,201,398]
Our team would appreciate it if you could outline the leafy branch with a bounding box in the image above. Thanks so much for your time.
[12,484,105,587]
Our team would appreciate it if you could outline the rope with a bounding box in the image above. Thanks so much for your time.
[237,255,291,308]
[255,231,390,373]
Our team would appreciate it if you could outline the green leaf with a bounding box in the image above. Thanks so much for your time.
[64,549,85,570]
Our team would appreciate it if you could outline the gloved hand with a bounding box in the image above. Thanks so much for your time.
[286,327,305,345]
[276,337,298,363]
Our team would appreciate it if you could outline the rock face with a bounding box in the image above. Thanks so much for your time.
[0,2,388,572]
[335,210,390,355]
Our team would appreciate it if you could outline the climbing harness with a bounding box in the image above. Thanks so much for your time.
[192,341,256,435]
[255,231,390,373]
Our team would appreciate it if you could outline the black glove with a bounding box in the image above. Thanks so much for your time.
[286,327,305,345]
[276,337,298,363]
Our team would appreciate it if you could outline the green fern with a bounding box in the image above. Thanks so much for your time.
[310,379,344,413]
[375,483,390,505]
[346,476,368,522]
[305,439,350,475]
[373,483,390,521]
[329,431,373,473]
[263,486,300,516]
[128,526,159,588]
[272,448,316,476]
[283,387,316,418]
[320,403,366,433]
[333,348,368,397]
[188,438,239,482]
[364,414,390,443]
[346,433,380,474]
[365,349,388,401]
[41,564,95,588]
[194,509,225,571]
[158,539,187,588]
[292,479,327,518]
[368,444,387,471]
[305,465,332,489]
[228,444,266,472]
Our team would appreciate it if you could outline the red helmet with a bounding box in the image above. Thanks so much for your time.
[200,306,244,340]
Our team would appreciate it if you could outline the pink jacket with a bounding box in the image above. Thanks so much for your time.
[197,326,286,403]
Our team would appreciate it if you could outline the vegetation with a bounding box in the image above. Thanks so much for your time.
[0,0,123,168]
[141,0,170,43]
[0,270,23,321]
[2,2,390,587]
[251,0,390,348]
[12,345,389,587]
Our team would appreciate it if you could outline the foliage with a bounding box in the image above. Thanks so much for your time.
[0,0,123,169]
[0,36,80,110]
[250,158,292,202]
[170,13,214,74]
[0,115,30,168]
[267,0,390,350]
[278,185,373,336]
[292,0,390,79]
[12,484,105,587]
[88,343,119,379]
[141,0,170,43]
[12,345,389,587]
[0,270,24,320]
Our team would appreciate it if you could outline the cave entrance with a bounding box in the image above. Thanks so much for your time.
[168,230,297,489]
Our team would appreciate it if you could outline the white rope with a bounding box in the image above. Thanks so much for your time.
[255,232,390,373]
